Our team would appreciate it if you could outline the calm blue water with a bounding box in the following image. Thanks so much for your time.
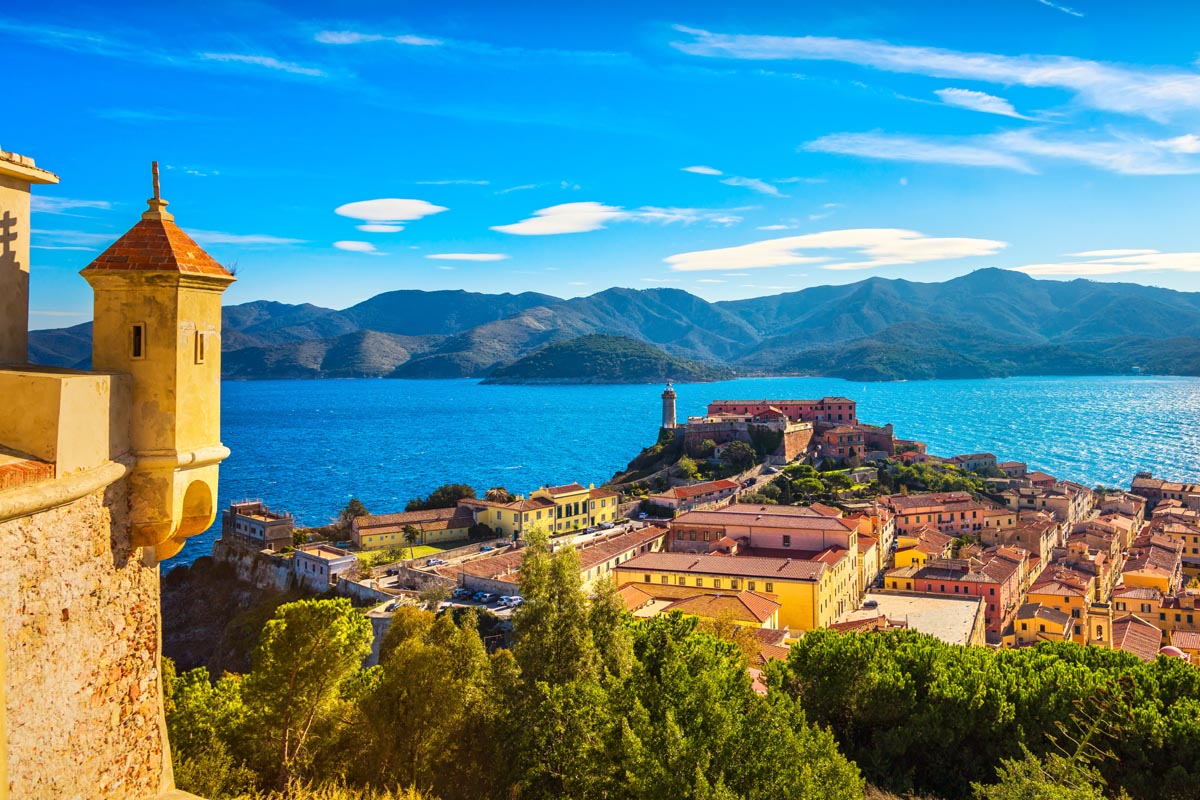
[162,375,1200,571]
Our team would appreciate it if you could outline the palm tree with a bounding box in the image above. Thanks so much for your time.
[485,486,515,502]
[402,524,421,560]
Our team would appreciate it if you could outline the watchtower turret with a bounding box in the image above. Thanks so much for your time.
[80,162,235,560]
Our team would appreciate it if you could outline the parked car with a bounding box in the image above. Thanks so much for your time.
[384,601,400,612]
[426,557,447,566]
[599,522,615,529]
[637,512,648,519]
[504,596,524,607]
[452,587,470,599]
[863,599,879,609]
[479,544,495,552]
[479,593,497,604]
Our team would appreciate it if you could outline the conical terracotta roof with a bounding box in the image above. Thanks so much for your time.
[82,217,233,278]
[81,162,234,279]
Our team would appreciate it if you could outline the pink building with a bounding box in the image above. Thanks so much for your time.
[706,397,857,425]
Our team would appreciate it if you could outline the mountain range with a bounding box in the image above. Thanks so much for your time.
[29,269,1200,382]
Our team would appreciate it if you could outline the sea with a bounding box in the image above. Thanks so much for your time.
[161,375,1200,572]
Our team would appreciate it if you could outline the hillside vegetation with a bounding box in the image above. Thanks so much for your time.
[484,334,734,384]
[31,270,1200,381]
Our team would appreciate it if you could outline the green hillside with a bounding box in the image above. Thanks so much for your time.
[484,334,733,384]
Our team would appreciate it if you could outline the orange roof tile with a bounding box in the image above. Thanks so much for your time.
[82,217,233,278]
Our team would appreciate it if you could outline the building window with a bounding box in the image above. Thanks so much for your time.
[782,535,791,547]
[195,331,208,364]
[748,581,756,591]
[677,577,686,586]
[695,578,703,587]
[713,579,721,590]
[643,574,650,583]
[661,576,668,584]
[131,323,146,359]
[730,579,740,590]
[764,582,773,593]
[1074,625,1081,636]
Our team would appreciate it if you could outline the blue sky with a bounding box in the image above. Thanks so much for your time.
[8,0,1200,328]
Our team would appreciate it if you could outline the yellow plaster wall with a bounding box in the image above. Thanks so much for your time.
[0,369,130,476]
[0,175,31,366]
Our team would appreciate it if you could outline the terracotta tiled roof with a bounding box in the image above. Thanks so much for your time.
[82,217,233,278]
[661,479,741,500]
[617,584,654,611]
[1016,602,1071,627]
[620,551,827,581]
[357,506,475,533]
[754,643,792,664]
[1112,614,1163,662]
[543,482,587,495]
[577,527,667,570]
[1170,630,1200,651]
[661,590,781,624]
[589,487,619,499]
[674,507,854,531]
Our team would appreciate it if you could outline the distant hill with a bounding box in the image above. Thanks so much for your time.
[483,334,735,384]
[27,269,1200,381]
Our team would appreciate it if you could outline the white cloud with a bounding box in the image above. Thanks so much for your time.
[665,228,1006,272]
[757,224,794,231]
[186,230,305,245]
[671,26,1200,121]
[425,253,510,261]
[1011,250,1200,276]
[1035,0,1084,17]
[568,281,588,286]
[935,88,1028,119]
[492,202,742,235]
[29,197,112,215]
[721,176,785,197]
[199,52,326,77]
[630,207,743,226]
[1158,134,1200,154]
[808,132,1035,172]
[994,129,1200,175]
[496,183,541,194]
[335,198,448,225]
[437,266,455,271]
[357,224,404,233]
[315,31,442,46]
[1068,249,1159,257]
[491,202,626,235]
[334,241,380,253]
[682,165,723,175]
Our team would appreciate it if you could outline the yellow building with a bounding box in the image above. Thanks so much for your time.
[1028,571,1093,643]
[1007,602,1072,647]
[1,154,232,797]
[893,526,954,569]
[615,549,857,633]
[462,482,620,538]
[351,506,476,550]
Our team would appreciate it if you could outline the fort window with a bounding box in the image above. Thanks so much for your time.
[130,322,146,359]
[195,331,208,364]
[748,581,756,591]
[677,577,686,586]
[643,574,650,583]
[764,582,773,593]
[695,577,703,587]
[661,576,668,584]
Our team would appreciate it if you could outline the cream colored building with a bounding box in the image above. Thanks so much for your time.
[1,153,231,799]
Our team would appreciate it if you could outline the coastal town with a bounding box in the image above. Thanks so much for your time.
[214,386,1200,671]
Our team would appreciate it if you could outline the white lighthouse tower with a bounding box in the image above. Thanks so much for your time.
[661,381,677,430]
